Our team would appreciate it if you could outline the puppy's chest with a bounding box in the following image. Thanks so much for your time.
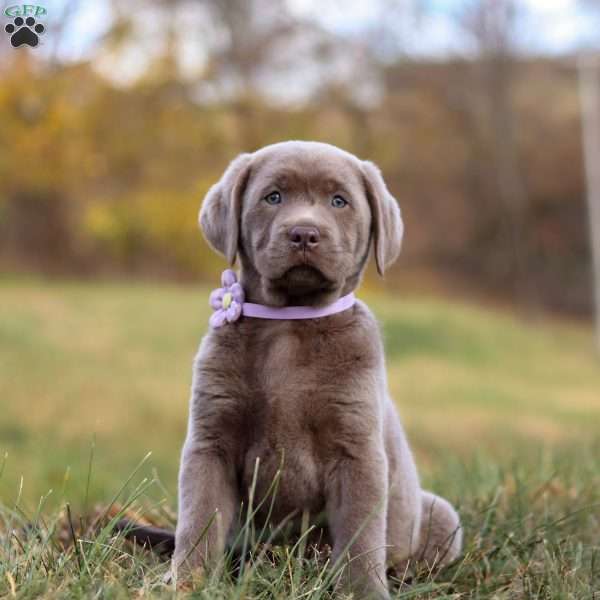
[198,312,381,444]
[249,319,374,407]
[236,319,378,515]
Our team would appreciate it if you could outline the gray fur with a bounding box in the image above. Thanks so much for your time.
[172,141,462,598]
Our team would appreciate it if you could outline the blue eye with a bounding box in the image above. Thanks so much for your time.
[331,195,347,208]
[264,191,282,205]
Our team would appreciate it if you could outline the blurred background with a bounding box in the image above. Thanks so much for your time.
[1,0,600,507]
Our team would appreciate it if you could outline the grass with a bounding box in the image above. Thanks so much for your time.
[1,277,599,598]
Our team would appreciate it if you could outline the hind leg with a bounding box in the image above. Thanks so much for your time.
[389,490,462,576]
[413,491,462,569]
[383,401,462,572]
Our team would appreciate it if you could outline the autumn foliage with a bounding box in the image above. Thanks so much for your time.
[0,2,593,315]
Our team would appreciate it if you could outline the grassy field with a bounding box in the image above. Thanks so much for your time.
[1,278,599,598]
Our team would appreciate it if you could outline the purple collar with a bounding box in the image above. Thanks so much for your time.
[209,269,355,328]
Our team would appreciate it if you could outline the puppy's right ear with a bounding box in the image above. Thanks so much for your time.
[199,153,252,265]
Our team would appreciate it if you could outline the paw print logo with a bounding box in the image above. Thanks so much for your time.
[5,16,45,48]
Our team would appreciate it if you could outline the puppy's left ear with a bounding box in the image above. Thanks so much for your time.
[199,153,252,265]
[361,161,404,276]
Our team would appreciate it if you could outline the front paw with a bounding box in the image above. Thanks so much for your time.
[166,557,205,590]
[336,569,390,600]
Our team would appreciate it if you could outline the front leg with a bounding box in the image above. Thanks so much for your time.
[326,445,390,600]
[172,444,238,579]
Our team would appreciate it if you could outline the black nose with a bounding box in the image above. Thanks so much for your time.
[288,226,320,249]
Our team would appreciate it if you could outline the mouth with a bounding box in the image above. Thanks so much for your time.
[274,265,333,296]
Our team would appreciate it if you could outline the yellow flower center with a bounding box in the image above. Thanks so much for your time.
[222,291,233,309]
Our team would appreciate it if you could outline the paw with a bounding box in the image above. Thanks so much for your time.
[4,16,45,48]
[337,569,390,600]
[164,572,194,593]
[165,560,205,590]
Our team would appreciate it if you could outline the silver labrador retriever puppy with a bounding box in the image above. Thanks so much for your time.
[173,141,461,598]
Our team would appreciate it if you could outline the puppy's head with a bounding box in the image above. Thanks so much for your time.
[200,141,403,305]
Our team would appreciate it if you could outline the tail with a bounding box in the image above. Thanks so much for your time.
[114,519,175,557]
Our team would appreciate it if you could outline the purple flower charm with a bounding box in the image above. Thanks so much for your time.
[209,269,245,328]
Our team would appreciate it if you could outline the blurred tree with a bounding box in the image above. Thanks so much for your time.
[457,0,534,308]
[0,0,595,316]
[578,55,600,349]
[578,0,600,345]
[0,54,95,271]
